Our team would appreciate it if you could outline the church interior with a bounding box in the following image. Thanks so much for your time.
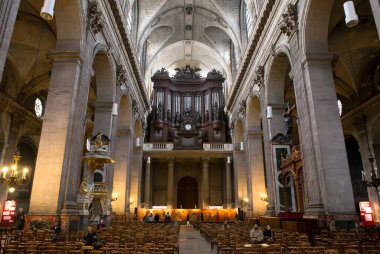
[0,0,380,252]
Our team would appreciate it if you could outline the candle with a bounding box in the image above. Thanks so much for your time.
[10,165,16,177]
[1,167,8,179]
[22,168,28,180]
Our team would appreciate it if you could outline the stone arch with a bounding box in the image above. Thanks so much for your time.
[55,0,84,50]
[265,53,292,105]
[92,50,116,104]
[246,96,261,130]
[301,0,335,54]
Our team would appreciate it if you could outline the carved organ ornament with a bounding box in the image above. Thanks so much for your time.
[148,66,228,149]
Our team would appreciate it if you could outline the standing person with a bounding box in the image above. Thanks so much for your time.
[14,208,25,230]
[83,225,98,246]
[215,212,220,222]
[154,213,160,222]
[250,224,264,243]
[97,219,105,230]
[192,213,197,224]
[51,223,61,242]
[186,213,190,226]
[200,213,204,222]
[164,212,171,223]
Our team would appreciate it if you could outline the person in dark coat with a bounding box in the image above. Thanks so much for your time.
[154,213,160,222]
[14,208,25,230]
[83,225,98,246]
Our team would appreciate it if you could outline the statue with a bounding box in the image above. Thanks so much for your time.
[283,102,296,139]
[213,102,220,121]
[156,102,163,121]
[183,106,192,119]
[205,110,209,122]
[80,177,88,196]
[167,109,171,121]
[174,112,181,124]
[94,133,103,150]
[195,111,201,124]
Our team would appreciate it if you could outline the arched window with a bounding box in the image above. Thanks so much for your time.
[337,99,343,116]
[244,4,253,39]
[34,97,44,118]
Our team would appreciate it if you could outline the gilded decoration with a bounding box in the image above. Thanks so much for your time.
[280,146,304,213]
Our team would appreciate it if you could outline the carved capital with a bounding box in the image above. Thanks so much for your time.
[238,100,246,118]
[253,65,264,89]
[88,1,104,34]
[279,4,298,37]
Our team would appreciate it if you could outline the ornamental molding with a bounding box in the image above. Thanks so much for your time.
[279,3,298,36]
[238,100,246,118]
[116,65,128,87]
[88,1,104,34]
[226,0,276,111]
[252,65,264,90]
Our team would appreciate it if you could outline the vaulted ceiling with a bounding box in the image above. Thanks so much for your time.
[135,0,247,92]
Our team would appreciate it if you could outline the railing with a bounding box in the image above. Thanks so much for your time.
[89,182,109,198]
[203,143,233,151]
[143,143,174,151]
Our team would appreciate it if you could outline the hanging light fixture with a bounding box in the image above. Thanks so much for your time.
[40,0,55,20]
[1,151,29,193]
[343,1,359,27]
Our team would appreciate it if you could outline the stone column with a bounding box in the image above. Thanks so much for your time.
[247,129,267,216]
[144,157,151,204]
[225,157,232,205]
[292,51,355,216]
[112,127,131,214]
[356,125,380,223]
[202,158,210,209]
[261,99,286,215]
[167,158,174,208]
[29,50,86,219]
[0,0,20,81]
[369,0,380,39]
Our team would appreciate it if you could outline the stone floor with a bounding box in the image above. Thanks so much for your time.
[178,225,217,254]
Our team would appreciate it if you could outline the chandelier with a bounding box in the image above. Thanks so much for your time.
[1,151,28,193]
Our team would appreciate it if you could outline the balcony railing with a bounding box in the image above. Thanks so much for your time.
[143,143,174,151]
[203,143,233,151]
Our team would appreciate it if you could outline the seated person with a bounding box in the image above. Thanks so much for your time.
[263,224,274,242]
[83,225,98,246]
[222,221,230,230]
[97,219,105,230]
[250,224,264,243]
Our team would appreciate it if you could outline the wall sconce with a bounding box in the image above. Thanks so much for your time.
[240,141,244,151]
[136,137,141,147]
[147,157,151,164]
[260,192,268,203]
[40,0,55,20]
[243,197,249,203]
[129,198,133,204]
[227,156,231,163]
[112,103,118,116]
[111,192,119,202]
[266,106,273,119]
[343,1,359,27]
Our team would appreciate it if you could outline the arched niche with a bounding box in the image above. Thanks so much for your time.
[92,52,116,104]
[246,96,261,130]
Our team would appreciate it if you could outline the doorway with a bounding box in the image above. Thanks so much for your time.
[177,177,198,209]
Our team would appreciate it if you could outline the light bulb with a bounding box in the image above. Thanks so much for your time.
[8,187,15,193]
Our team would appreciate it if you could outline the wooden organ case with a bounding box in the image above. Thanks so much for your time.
[148,66,229,149]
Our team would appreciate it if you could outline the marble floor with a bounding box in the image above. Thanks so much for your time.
[178,225,217,254]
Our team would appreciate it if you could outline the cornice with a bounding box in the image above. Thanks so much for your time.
[226,0,276,111]
[0,93,42,128]
[107,0,150,111]
[341,94,380,126]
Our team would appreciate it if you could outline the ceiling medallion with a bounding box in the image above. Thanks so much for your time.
[185,54,191,58]
[185,25,192,31]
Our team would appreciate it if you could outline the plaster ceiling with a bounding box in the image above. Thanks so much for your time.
[136,0,244,90]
